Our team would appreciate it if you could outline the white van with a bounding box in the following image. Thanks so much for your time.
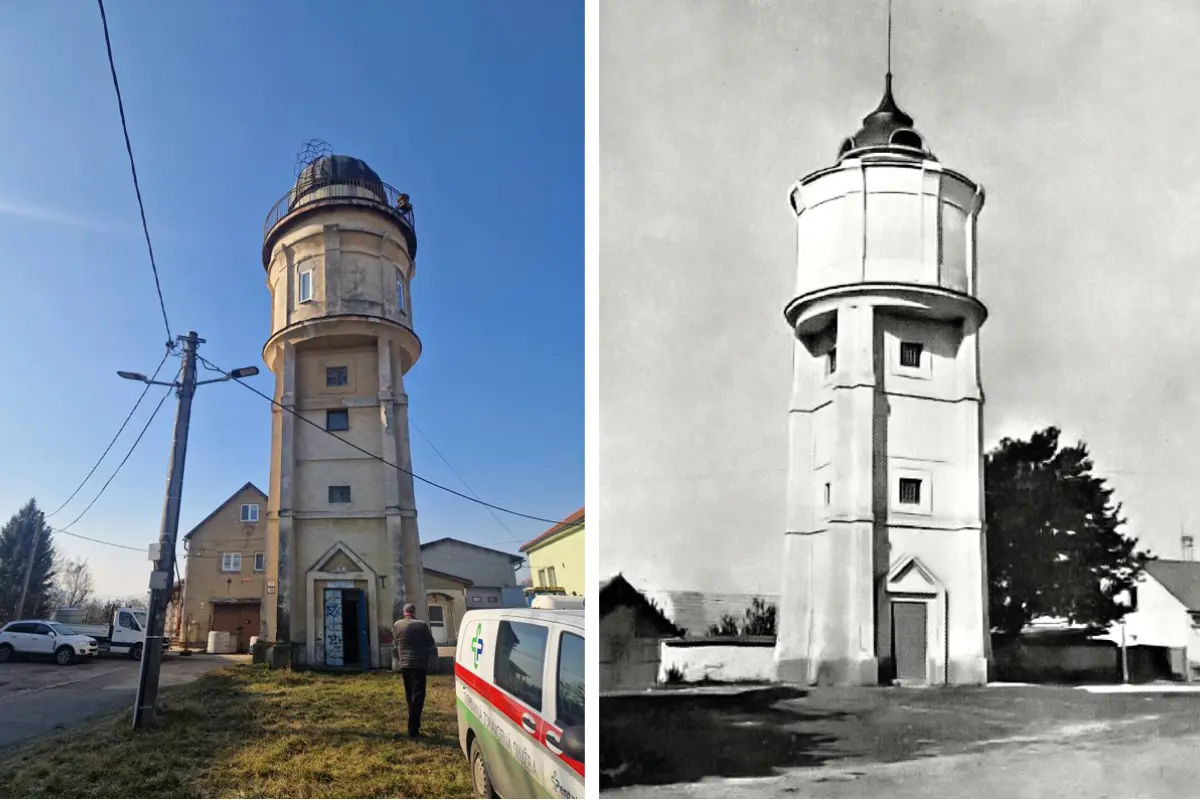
[455,608,584,799]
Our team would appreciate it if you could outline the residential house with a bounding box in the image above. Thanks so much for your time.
[1102,559,1200,681]
[600,574,684,691]
[175,482,269,653]
[521,507,584,596]
[421,538,525,610]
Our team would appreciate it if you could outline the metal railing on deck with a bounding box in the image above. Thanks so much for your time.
[263,175,417,245]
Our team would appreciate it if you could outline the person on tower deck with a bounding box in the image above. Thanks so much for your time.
[393,603,436,737]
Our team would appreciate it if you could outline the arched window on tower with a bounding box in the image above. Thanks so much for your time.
[890,129,924,151]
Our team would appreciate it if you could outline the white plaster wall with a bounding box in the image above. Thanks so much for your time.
[660,643,777,684]
[792,162,979,301]
[1106,575,1190,649]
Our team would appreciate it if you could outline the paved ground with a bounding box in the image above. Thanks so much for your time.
[600,683,1200,798]
[0,653,247,751]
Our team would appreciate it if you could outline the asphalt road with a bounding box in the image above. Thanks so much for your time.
[0,653,246,751]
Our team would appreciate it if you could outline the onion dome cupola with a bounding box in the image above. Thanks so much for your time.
[836,73,934,162]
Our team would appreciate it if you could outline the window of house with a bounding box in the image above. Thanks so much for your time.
[827,347,837,375]
[538,568,547,587]
[472,595,482,603]
[328,485,351,504]
[326,366,348,387]
[899,478,922,506]
[254,552,265,572]
[428,606,445,624]
[240,503,259,523]
[1190,612,1200,630]
[547,566,558,587]
[221,552,242,572]
[326,409,349,431]
[298,269,313,304]
[494,620,548,711]
[899,341,923,369]
[557,631,585,728]
[397,279,406,314]
[824,483,831,506]
[487,596,498,604]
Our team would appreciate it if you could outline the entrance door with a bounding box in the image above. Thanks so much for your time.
[324,588,344,667]
[428,604,447,644]
[891,601,928,683]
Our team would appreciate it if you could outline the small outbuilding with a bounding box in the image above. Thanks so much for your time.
[600,574,684,692]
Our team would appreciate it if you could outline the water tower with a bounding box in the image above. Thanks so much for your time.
[261,141,426,669]
[774,74,991,686]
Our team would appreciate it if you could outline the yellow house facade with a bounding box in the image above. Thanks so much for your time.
[520,507,585,596]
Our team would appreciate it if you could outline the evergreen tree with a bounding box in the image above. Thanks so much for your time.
[0,499,57,621]
[985,427,1151,636]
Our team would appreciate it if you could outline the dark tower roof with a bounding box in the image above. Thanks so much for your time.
[836,74,935,163]
[294,154,386,202]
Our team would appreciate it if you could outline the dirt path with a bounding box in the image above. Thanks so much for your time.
[605,730,1200,798]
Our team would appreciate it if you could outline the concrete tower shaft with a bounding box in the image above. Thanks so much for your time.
[260,154,427,669]
[775,86,992,687]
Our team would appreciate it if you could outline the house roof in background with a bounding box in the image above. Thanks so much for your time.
[600,574,683,636]
[421,537,524,564]
[647,589,780,638]
[1145,559,1200,610]
[424,567,474,586]
[182,482,267,541]
[520,507,584,553]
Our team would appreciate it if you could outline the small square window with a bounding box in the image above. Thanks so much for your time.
[899,478,922,505]
[487,596,498,604]
[329,485,352,504]
[326,409,349,431]
[326,366,348,387]
[240,504,259,523]
[397,279,406,313]
[298,269,313,304]
[827,347,837,375]
[254,552,265,572]
[899,342,923,369]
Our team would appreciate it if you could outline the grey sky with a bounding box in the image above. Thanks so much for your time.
[600,0,1200,596]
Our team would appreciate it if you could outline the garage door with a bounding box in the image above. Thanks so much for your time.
[211,603,261,654]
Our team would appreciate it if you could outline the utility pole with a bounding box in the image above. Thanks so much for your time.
[14,524,41,620]
[122,332,259,729]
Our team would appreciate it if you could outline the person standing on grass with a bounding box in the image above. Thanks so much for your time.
[393,603,436,737]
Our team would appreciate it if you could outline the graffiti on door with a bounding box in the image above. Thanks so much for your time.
[324,588,344,667]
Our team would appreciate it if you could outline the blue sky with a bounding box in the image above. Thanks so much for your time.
[0,1,583,597]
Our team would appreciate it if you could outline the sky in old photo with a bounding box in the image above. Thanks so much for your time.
[600,0,1200,595]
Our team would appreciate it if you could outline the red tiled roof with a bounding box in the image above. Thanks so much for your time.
[519,506,584,553]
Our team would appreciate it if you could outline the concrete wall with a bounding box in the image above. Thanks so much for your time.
[661,640,777,684]
[527,525,586,596]
[422,540,521,592]
[180,485,268,647]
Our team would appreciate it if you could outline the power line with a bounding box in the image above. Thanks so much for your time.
[96,0,173,350]
[46,350,174,518]
[199,355,573,526]
[57,375,177,535]
[410,419,527,548]
[51,527,143,553]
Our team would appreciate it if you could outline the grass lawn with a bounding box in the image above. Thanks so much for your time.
[0,665,473,798]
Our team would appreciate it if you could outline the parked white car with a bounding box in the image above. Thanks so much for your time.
[455,607,584,799]
[0,620,99,665]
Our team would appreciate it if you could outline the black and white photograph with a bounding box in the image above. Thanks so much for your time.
[599,1,1200,796]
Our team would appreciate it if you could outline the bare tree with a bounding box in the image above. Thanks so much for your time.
[52,557,95,610]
